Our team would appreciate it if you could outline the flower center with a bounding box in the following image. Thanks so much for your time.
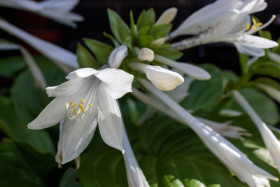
[245,18,263,31]
[66,98,93,120]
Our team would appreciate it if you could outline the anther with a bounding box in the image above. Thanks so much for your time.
[82,99,85,104]
[74,108,78,116]
[71,104,77,108]
[79,104,86,113]
[88,104,93,108]
[69,101,74,106]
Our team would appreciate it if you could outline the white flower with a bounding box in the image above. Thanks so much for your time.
[130,63,184,91]
[155,7,177,25]
[108,45,128,68]
[154,54,211,80]
[170,0,278,57]
[139,79,278,186]
[137,48,154,62]
[0,0,83,27]
[28,68,134,164]
[123,127,150,187]
[0,19,78,72]
[233,91,280,174]
[0,42,46,89]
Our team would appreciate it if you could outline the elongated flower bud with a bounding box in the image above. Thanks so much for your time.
[137,48,154,62]
[108,45,128,68]
[155,7,178,25]
[130,63,184,91]
[151,37,166,47]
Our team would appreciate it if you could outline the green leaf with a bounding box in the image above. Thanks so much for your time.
[137,9,155,31]
[0,56,25,77]
[107,9,130,43]
[59,168,81,187]
[149,24,172,39]
[0,139,43,187]
[76,43,100,69]
[103,32,119,47]
[258,30,272,40]
[152,46,183,60]
[0,95,55,153]
[83,38,113,64]
[130,11,137,37]
[227,88,279,125]
[181,65,224,111]
[136,35,154,47]
[238,53,249,74]
[251,60,280,79]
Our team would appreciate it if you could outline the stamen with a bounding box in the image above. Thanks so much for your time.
[252,18,263,31]
[88,104,93,107]
[69,101,74,106]
[70,104,77,108]
[74,108,78,116]
[79,104,86,113]
[245,22,250,30]
[82,99,85,104]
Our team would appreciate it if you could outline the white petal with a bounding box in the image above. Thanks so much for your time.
[234,91,280,173]
[0,20,78,71]
[97,86,123,152]
[137,48,154,62]
[108,45,128,68]
[155,55,211,80]
[61,107,98,164]
[123,127,149,187]
[155,7,177,25]
[66,68,98,79]
[235,43,265,57]
[96,68,134,99]
[27,98,67,129]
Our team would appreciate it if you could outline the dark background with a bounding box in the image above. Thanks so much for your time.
[1,0,280,73]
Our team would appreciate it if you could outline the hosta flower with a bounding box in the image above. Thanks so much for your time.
[155,7,177,25]
[28,68,134,164]
[170,0,278,57]
[154,55,211,80]
[0,19,78,72]
[0,0,83,27]
[137,48,154,62]
[108,45,128,68]
[123,127,149,187]
[234,91,280,174]
[130,63,184,91]
[139,79,278,186]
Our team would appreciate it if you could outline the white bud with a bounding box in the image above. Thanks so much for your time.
[155,7,178,25]
[151,37,166,47]
[130,63,184,91]
[137,48,154,61]
[108,45,128,68]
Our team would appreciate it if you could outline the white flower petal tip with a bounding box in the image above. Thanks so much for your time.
[137,48,154,62]
[233,91,280,174]
[155,7,178,25]
[151,37,166,47]
[155,55,211,80]
[130,63,184,91]
[109,45,128,68]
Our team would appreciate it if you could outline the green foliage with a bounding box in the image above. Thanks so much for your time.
[83,38,113,64]
[0,56,25,77]
[76,43,100,69]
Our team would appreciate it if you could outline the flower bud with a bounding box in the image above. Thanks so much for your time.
[130,63,184,91]
[155,7,178,25]
[108,45,128,68]
[137,48,154,61]
[151,37,166,47]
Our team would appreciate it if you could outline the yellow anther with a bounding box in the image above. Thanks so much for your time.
[69,101,74,106]
[74,108,78,116]
[88,104,93,108]
[82,99,85,104]
[70,104,77,108]
[252,18,263,31]
[79,104,86,113]
[245,22,250,30]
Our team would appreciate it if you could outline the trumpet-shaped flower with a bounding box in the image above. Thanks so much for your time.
[123,127,150,187]
[0,19,78,72]
[139,79,278,186]
[130,63,184,91]
[234,91,280,174]
[170,0,278,57]
[0,0,83,27]
[108,45,128,68]
[28,68,134,164]
[154,54,211,80]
